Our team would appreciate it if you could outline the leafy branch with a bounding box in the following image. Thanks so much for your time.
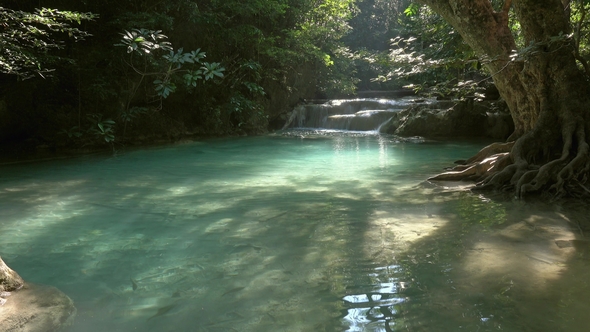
[116,28,225,105]
[0,7,96,79]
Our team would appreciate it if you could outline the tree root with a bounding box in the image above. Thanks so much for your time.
[429,152,511,181]
[429,120,590,199]
[454,141,514,165]
[430,140,514,182]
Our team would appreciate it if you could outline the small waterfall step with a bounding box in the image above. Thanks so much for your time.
[284,98,424,131]
[324,110,398,131]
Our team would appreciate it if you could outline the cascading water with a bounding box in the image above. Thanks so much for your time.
[283,97,425,132]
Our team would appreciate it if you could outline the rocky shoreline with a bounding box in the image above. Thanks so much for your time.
[382,99,513,139]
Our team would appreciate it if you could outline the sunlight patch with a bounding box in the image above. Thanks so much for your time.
[461,217,576,292]
[367,210,449,250]
[167,186,191,195]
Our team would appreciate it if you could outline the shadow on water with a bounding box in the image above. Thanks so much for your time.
[0,134,589,331]
[339,184,590,332]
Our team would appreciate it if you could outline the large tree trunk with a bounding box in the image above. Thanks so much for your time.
[418,0,590,198]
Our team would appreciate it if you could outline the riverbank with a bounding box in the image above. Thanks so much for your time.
[1,97,509,165]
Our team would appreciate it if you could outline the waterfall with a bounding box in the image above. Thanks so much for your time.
[284,98,417,132]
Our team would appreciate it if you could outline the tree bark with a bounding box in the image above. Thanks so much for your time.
[417,0,590,197]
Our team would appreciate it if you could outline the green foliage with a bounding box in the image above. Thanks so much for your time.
[371,0,590,95]
[116,28,224,103]
[179,0,361,132]
[508,32,573,63]
[284,0,358,94]
[120,106,148,124]
[406,79,485,100]
[201,62,226,81]
[118,29,172,54]
[0,0,369,146]
[404,3,421,17]
[111,28,226,140]
[153,79,176,98]
[363,4,484,95]
[87,114,116,143]
[0,7,95,79]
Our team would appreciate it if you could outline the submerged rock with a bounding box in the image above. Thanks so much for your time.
[1,258,76,331]
[0,283,76,332]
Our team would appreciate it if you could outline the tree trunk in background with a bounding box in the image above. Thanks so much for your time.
[0,257,24,292]
[418,0,590,198]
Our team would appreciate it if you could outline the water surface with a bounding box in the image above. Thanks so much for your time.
[1,132,589,331]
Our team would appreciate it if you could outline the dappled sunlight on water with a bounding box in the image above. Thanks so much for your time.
[355,191,589,332]
[1,133,590,331]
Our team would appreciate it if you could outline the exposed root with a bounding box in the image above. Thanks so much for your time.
[429,153,510,181]
[475,163,518,191]
[454,141,514,165]
[577,181,590,194]
[429,118,590,199]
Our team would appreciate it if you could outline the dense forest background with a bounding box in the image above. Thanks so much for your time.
[2,0,590,153]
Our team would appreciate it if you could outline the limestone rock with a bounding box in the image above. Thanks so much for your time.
[382,99,514,139]
[0,283,76,332]
[1,258,75,332]
[0,257,24,293]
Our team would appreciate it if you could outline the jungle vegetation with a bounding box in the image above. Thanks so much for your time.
[0,0,486,148]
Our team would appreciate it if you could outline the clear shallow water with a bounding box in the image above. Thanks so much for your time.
[1,132,590,331]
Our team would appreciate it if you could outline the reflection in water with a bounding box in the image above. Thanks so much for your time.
[0,132,589,331]
[342,264,404,332]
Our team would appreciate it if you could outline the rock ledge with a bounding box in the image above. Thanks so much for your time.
[0,283,76,332]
